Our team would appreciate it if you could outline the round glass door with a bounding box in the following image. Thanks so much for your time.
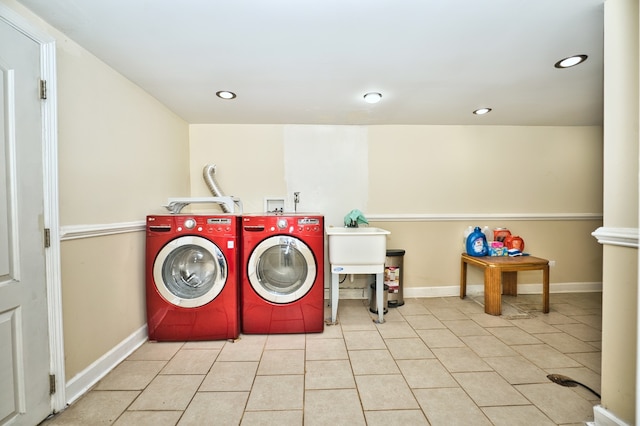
[247,235,316,304]
[153,236,227,308]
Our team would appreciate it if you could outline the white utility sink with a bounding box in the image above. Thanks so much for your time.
[325,226,391,267]
[326,226,391,325]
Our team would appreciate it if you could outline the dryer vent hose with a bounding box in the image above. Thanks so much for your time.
[203,164,231,213]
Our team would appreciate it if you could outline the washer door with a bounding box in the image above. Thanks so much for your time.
[247,235,316,304]
[153,235,227,308]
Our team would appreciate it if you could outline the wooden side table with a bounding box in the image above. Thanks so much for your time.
[460,253,549,316]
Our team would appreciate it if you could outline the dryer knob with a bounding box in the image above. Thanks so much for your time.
[184,218,196,229]
[277,219,287,229]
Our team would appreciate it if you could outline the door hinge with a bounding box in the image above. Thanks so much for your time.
[44,228,51,248]
[40,79,47,100]
[49,374,56,395]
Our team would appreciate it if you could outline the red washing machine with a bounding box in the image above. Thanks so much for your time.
[241,213,325,334]
[145,214,240,341]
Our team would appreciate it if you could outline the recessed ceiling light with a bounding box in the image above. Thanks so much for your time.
[554,55,588,69]
[216,90,236,99]
[363,92,382,104]
[473,107,492,115]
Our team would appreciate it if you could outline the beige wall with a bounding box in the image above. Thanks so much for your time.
[367,126,602,214]
[56,44,189,380]
[60,234,147,378]
[373,220,602,290]
[6,0,191,380]
[189,124,285,213]
[56,36,191,224]
[601,246,637,423]
[56,43,189,380]
[599,0,639,423]
[190,124,603,292]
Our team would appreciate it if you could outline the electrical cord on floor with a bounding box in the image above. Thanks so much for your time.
[547,374,601,399]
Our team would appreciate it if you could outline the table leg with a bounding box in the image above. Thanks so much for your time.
[502,271,518,296]
[375,272,384,324]
[331,273,339,324]
[484,266,502,315]
[460,259,468,299]
[542,265,549,313]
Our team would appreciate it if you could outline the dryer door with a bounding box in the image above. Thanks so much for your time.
[153,235,227,308]
[247,235,316,304]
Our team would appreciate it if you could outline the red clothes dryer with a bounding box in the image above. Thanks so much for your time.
[145,214,240,341]
[241,213,324,334]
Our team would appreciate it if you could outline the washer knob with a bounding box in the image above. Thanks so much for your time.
[277,218,288,229]
[184,218,196,229]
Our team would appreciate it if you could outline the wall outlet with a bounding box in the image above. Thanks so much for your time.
[549,260,556,267]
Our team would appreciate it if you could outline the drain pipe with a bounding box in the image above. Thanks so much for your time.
[203,164,231,213]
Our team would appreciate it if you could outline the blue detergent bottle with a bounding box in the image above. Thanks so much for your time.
[466,226,489,256]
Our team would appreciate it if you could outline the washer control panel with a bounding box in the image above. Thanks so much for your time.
[242,214,323,236]
[147,215,238,237]
[296,217,321,233]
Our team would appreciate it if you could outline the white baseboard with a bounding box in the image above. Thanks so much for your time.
[64,325,148,406]
[593,405,631,426]
[410,281,603,298]
[326,282,603,300]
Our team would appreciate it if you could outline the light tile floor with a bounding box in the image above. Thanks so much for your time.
[42,292,601,425]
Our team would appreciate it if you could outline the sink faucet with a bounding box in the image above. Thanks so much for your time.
[293,192,300,213]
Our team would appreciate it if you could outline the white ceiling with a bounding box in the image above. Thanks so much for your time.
[17,0,604,126]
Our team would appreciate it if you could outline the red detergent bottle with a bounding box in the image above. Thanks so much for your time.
[504,235,525,252]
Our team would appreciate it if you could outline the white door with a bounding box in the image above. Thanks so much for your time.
[0,17,52,426]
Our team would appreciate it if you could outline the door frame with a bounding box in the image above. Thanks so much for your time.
[0,3,65,412]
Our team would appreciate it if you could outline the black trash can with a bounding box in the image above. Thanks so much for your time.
[385,249,405,307]
[369,283,389,314]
